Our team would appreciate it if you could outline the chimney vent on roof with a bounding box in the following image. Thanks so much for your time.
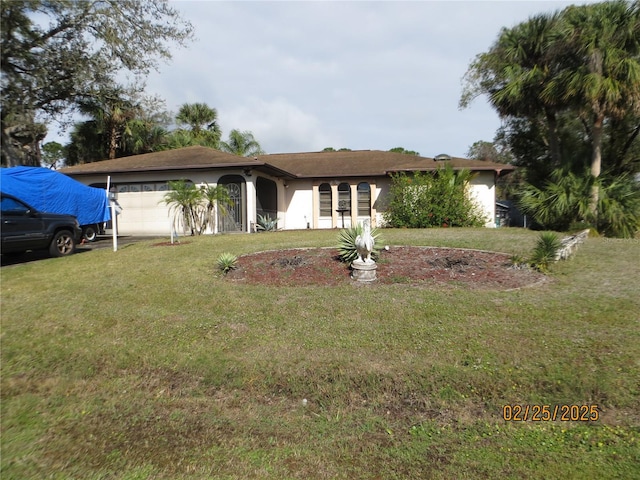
[434,154,452,161]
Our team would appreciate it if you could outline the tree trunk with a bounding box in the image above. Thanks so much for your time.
[108,123,118,160]
[590,114,604,216]
[1,121,45,166]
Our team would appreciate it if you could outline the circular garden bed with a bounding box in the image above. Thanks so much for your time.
[225,246,545,290]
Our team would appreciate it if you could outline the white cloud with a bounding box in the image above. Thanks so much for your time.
[220,97,340,153]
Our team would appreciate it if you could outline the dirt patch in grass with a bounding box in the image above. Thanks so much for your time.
[225,246,546,290]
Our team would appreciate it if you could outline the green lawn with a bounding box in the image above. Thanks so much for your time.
[1,228,639,479]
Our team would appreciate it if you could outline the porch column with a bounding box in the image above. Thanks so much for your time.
[350,183,358,226]
[331,183,339,228]
[370,182,377,228]
[312,184,319,229]
[245,178,256,232]
[212,177,220,234]
[279,180,288,230]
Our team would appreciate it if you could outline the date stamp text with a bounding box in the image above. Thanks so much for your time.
[502,404,599,422]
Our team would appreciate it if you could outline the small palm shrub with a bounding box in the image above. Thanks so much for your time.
[337,223,383,264]
[529,232,561,272]
[517,169,640,238]
[217,252,238,274]
[596,173,640,239]
[256,214,279,232]
[162,180,232,236]
[161,180,202,236]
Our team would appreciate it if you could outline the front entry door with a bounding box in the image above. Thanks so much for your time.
[219,182,243,232]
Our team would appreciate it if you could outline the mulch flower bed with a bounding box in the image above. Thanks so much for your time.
[224,246,546,290]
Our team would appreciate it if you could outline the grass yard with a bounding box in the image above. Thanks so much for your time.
[1,228,639,479]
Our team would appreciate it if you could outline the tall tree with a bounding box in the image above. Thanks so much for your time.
[604,112,640,174]
[460,12,564,165]
[174,103,221,148]
[65,91,171,164]
[550,0,640,211]
[122,95,172,155]
[466,141,515,165]
[461,0,640,217]
[77,91,141,160]
[220,129,264,157]
[65,119,105,166]
[1,0,193,166]
[1,112,47,166]
[41,141,65,169]
[124,122,170,156]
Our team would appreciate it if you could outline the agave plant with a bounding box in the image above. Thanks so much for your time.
[337,222,383,264]
[217,252,238,274]
[256,214,279,232]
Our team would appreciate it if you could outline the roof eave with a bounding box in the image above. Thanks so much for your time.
[62,161,256,175]
[386,165,515,175]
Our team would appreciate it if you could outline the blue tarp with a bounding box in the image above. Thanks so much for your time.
[0,166,111,226]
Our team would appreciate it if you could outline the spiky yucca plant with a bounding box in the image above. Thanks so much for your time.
[529,232,561,272]
[337,223,383,264]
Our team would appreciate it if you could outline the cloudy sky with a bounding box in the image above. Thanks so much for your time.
[63,1,598,158]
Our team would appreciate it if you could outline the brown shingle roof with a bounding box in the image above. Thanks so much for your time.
[61,146,514,178]
[261,150,513,178]
[61,146,267,174]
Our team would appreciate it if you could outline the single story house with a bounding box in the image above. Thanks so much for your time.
[60,146,513,235]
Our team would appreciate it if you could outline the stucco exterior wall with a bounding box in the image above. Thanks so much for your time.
[68,168,499,235]
[468,171,496,228]
[73,170,274,236]
[373,178,392,227]
[283,179,314,229]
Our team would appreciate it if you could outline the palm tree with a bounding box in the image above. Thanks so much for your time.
[161,180,202,236]
[461,12,564,165]
[164,129,196,150]
[219,129,264,157]
[548,1,640,212]
[123,120,169,154]
[199,183,233,233]
[77,92,140,160]
[161,180,235,235]
[175,102,221,148]
[66,119,105,165]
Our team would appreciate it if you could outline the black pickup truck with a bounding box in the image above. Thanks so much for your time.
[1,192,83,257]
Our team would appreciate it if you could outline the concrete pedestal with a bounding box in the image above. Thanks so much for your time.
[351,259,377,282]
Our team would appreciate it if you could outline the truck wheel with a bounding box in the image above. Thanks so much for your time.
[83,224,98,242]
[49,230,76,257]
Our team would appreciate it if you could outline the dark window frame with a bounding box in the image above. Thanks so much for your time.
[319,183,332,217]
